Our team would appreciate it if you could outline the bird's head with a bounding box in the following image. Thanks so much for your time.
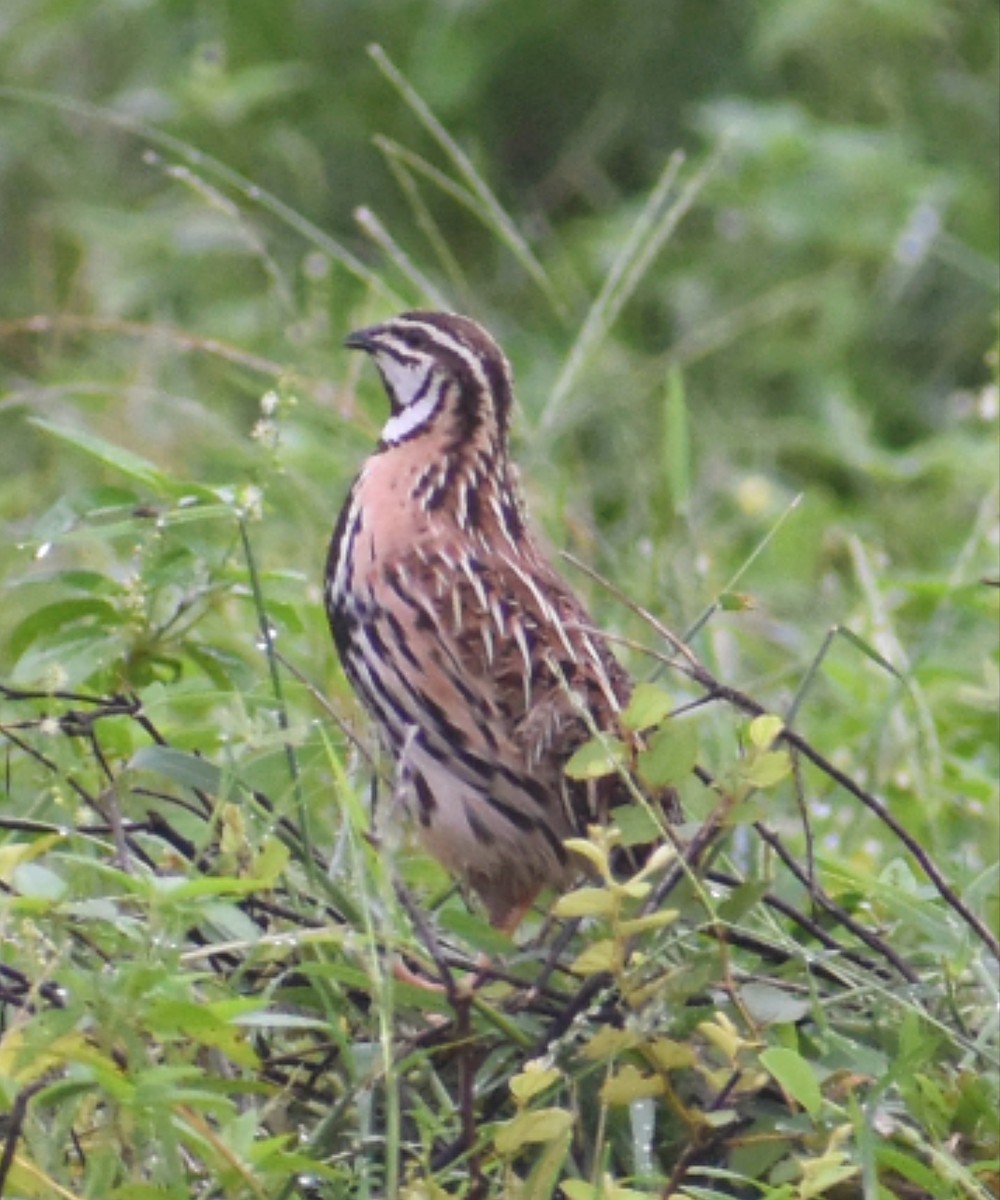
[345,310,514,450]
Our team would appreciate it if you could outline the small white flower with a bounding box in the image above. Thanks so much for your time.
[237,485,264,521]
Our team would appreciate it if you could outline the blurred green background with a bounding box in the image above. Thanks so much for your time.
[0,4,997,1192]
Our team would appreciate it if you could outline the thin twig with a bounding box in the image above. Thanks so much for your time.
[750,822,919,982]
[0,1080,48,1194]
[562,556,1000,961]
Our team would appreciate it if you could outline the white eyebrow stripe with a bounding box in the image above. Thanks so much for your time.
[394,318,494,397]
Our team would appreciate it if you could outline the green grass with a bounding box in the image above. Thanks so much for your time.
[0,5,998,1197]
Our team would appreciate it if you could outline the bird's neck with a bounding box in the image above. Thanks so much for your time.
[370,419,527,548]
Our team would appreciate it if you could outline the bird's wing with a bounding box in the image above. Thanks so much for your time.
[365,535,634,824]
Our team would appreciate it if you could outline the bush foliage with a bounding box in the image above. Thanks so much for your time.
[0,3,997,1197]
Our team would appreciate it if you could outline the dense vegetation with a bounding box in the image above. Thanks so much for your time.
[0,2,997,1196]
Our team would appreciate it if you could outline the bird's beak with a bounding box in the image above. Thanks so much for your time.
[344,325,381,352]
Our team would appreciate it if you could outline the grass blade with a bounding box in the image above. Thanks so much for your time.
[368,45,566,318]
[0,85,403,305]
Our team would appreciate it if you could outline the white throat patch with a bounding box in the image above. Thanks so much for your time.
[377,354,427,407]
[381,388,440,444]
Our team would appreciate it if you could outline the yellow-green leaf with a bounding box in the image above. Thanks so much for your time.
[636,842,677,878]
[564,837,611,877]
[616,908,679,936]
[0,1029,94,1082]
[615,878,652,900]
[798,1149,858,1199]
[742,750,792,789]
[600,1064,665,1105]
[494,1107,574,1154]
[703,1107,740,1127]
[157,1006,260,1069]
[723,797,771,825]
[749,714,784,749]
[563,1180,650,1200]
[561,1185,598,1200]
[553,886,616,918]
[219,802,247,856]
[582,1026,640,1061]
[564,736,626,780]
[252,837,290,886]
[510,1062,561,1102]
[0,834,62,884]
[698,1013,745,1062]
[620,682,674,732]
[400,1179,455,1200]
[648,1038,697,1071]
[570,939,619,976]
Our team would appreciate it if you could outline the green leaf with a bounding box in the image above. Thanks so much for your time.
[8,598,123,661]
[717,880,771,922]
[741,750,792,789]
[836,624,906,683]
[148,874,269,902]
[620,682,674,732]
[106,1185,189,1200]
[522,1126,572,1200]
[724,797,772,825]
[129,745,227,794]
[637,719,699,788]
[564,736,626,780]
[759,1047,823,1116]
[609,802,662,846]
[739,983,811,1026]
[494,1106,574,1154]
[10,628,129,689]
[749,714,784,749]
[145,1000,260,1068]
[11,861,67,902]
[875,1145,957,1200]
[30,417,170,492]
